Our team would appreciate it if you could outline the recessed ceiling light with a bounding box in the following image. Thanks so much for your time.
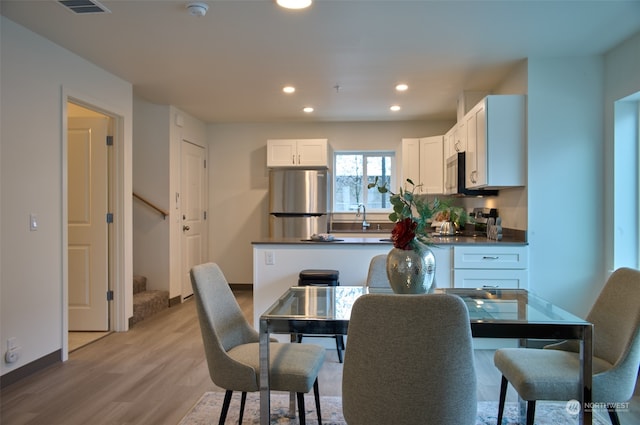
[276,0,312,10]
[283,86,296,94]
[395,83,409,92]
[303,107,314,113]
[390,105,401,112]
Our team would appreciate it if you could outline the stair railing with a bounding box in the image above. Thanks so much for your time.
[133,192,169,220]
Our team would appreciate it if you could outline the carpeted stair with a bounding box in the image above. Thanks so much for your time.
[131,275,169,327]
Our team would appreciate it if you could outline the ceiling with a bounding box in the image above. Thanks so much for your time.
[2,0,640,124]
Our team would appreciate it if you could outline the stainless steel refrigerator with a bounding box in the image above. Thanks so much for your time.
[269,168,329,239]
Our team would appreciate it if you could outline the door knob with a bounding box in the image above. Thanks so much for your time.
[183,225,190,232]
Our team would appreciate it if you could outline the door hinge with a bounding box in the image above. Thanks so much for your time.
[107,290,114,301]
[204,159,207,168]
[106,135,114,146]
[204,211,207,220]
[106,213,114,223]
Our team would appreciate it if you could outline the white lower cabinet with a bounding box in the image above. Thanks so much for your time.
[453,245,528,289]
[453,245,528,349]
[453,268,528,289]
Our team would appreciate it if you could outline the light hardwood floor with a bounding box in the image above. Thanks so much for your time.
[1,289,638,424]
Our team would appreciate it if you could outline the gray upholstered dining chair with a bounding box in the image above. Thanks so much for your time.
[365,254,390,288]
[342,293,477,425]
[494,267,640,425]
[190,262,325,425]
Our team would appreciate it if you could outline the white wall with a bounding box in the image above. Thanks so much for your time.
[1,17,133,375]
[132,98,171,292]
[132,99,207,299]
[207,120,453,284]
[604,31,640,273]
[527,57,605,317]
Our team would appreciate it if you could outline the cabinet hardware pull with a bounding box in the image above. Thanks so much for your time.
[482,285,499,288]
[292,155,295,164]
[482,256,499,260]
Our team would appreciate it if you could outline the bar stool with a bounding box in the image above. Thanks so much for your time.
[297,269,345,363]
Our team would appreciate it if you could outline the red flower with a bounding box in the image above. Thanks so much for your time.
[391,218,417,250]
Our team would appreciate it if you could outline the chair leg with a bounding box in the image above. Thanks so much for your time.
[313,378,322,425]
[238,392,247,424]
[526,400,536,425]
[335,336,343,363]
[219,390,233,425]
[496,375,508,424]
[608,407,621,425]
[296,392,306,425]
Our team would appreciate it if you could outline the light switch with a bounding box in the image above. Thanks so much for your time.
[29,213,38,231]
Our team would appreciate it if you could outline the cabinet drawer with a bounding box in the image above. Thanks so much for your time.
[453,269,528,289]
[453,245,528,269]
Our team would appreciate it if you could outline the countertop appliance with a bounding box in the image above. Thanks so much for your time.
[472,207,498,233]
[444,152,497,197]
[269,168,329,238]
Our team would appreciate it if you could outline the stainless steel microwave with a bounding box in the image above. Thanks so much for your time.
[444,152,497,197]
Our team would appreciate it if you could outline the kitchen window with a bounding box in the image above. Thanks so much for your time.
[333,151,395,213]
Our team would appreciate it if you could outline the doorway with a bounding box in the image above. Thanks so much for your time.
[67,101,113,349]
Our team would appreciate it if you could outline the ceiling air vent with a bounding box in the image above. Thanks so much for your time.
[59,0,111,15]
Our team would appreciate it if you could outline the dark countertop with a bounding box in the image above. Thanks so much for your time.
[252,233,527,246]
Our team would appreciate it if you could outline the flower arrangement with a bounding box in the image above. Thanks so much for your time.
[368,178,473,249]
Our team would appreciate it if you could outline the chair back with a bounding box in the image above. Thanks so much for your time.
[190,262,260,389]
[588,267,640,400]
[365,254,390,288]
[342,293,477,425]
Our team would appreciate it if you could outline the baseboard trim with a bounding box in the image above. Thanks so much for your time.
[230,283,253,292]
[0,349,61,389]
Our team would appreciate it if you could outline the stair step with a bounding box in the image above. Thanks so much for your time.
[133,275,147,294]
[131,289,169,327]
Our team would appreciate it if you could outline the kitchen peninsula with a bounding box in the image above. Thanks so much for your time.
[252,234,527,330]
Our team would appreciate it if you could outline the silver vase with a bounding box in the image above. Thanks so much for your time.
[386,239,436,294]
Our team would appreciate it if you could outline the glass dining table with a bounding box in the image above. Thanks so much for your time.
[258,286,593,425]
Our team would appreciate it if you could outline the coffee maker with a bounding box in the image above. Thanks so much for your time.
[472,207,498,234]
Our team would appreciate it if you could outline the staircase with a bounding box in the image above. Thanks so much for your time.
[131,275,169,327]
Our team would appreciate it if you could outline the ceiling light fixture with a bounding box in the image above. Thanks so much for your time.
[186,2,208,17]
[283,86,296,94]
[390,105,401,112]
[276,0,312,10]
[395,83,409,92]
[303,107,314,113]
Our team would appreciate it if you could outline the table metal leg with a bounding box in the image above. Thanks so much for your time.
[289,334,296,417]
[259,319,270,425]
[579,324,593,425]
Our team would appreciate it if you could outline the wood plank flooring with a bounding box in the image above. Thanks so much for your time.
[1,289,638,424]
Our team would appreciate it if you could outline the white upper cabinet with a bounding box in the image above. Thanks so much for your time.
[402,136,444,195]
[267,139,328,167]
[465,95,525,189]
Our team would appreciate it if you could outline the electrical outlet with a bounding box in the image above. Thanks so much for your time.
[265,251,275,265]
[5,338,20,363]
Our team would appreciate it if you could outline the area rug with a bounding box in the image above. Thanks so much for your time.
[178,391,609,424]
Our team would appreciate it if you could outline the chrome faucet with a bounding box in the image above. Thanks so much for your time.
[357,204,370,230]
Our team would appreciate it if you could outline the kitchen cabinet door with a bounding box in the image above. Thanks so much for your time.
[420,136,444,194]
[297,139,328,166]
[267,139,328,167]
[401,138,421,188]
[267,139,297,166]
[402,137,444,195]
[464,95,525,189]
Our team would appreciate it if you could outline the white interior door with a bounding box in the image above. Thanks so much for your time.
[181,141,207,299]
[68,116,110,331]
